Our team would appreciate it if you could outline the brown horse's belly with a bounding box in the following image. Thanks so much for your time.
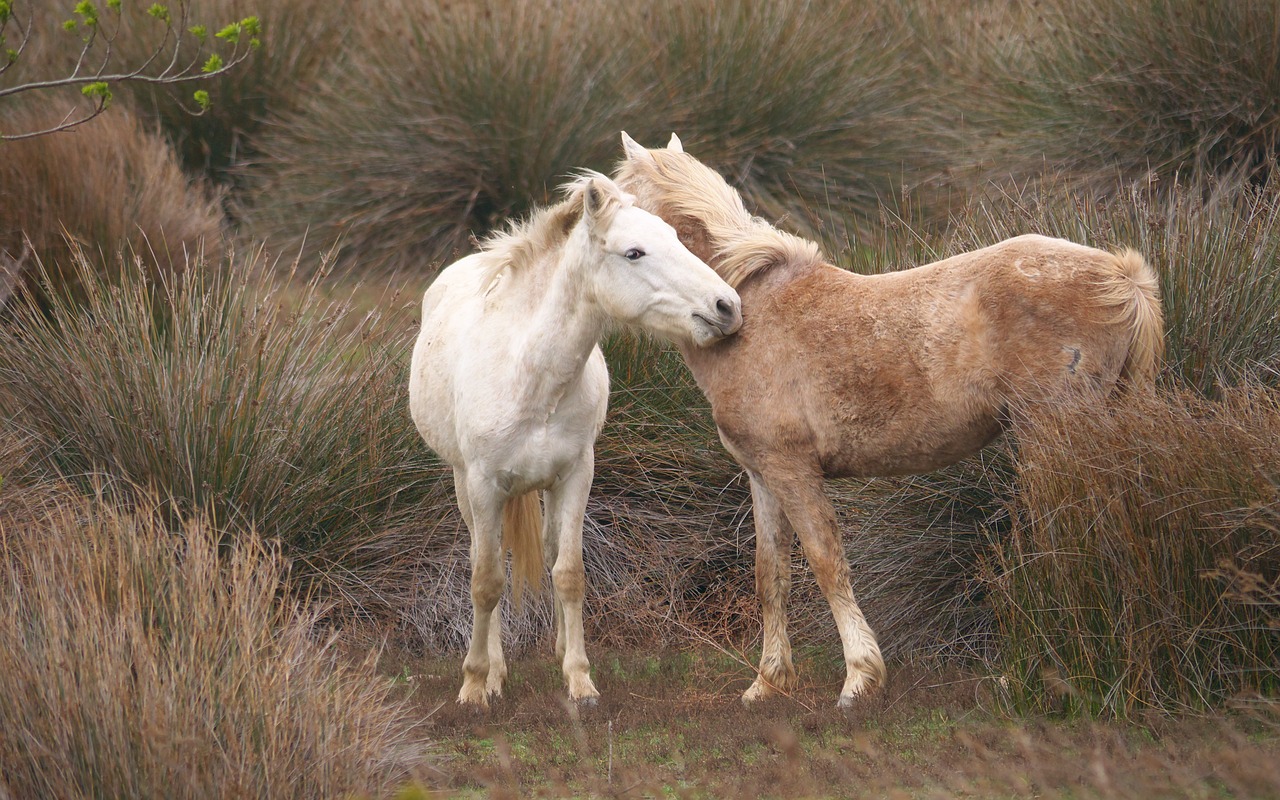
[819,412,1005,478]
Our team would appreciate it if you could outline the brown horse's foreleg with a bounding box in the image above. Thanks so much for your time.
[743,471,798,704]
[544,455,600,706]
[457,473,506,708]
[768,467,885,707]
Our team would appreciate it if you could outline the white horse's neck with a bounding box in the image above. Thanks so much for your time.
[510,225,606,415]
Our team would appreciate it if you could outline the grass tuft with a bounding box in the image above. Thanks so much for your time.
[989,387,1280,716]
[0,245,447,614]
[0,487,433,797]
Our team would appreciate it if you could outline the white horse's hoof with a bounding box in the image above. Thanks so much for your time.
[575,694,599,709]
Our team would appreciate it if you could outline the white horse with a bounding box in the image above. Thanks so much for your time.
[409,173,742,707]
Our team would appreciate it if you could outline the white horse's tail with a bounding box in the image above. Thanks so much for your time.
[1101,248,1165,390]
[503,491,544,607]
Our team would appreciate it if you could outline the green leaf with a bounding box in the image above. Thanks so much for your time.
[63,19,78,31]
[107,0,121,10]
[193,89,210,110]
[147,3,170,24]
[81,81,112,107]
[240,16,261,37]
[74,1,99,26]
[202,53,223,73]
[215,22,241,44]
[0,1,11,24]
[189,24,207,41]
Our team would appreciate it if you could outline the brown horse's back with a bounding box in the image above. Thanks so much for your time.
[687,234,1163,480]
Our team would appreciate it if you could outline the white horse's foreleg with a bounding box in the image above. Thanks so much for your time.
[769,468,885,707]
[455,469,507,699]
[457,478,506,708]
[742,471,798,704]
[544,457,599,705]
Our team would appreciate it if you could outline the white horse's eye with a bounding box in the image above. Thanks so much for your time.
[625,248,645,261]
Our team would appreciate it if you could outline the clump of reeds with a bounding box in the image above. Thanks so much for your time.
[987,387,1280,716]
[0,101,224,309]
[0,245,448,614]
[0,487,433,797]
[977,0,1280,186]
[118,0,352,185]
[247,0,634,275]
[248,0,956,275]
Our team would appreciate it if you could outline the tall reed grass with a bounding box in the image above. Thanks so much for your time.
[0,246,448,612]
[989,388,1280,716]
[249,0,633,274]
[979,0,1280,186]
[248,0,953,274]
[0,486,433,797]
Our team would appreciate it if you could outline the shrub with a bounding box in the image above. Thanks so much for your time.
[630,0,951,243]
[117,0,352,185]
[987,388,1280,716]
[247,0,634,275]
[979,0,1280,185]
[0,488,433,798]
[0,246,447,612]
[0,101,224,308]
[248,0,956,275]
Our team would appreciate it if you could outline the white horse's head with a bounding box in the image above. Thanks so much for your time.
[573,173,741,347]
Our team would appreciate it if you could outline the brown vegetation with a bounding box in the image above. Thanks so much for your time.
[0,483,434,798]
[0,101,223,307]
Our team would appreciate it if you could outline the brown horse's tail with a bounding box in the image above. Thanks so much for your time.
[1099,248,1165,391]
[503,491,544,608]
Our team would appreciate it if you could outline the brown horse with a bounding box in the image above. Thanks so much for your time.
[615,133,1164,707]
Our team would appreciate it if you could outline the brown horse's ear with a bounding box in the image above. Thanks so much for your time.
[620,131,655,166]
[667,133,684,153]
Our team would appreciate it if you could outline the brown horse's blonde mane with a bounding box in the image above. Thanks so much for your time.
[617,148,822,288]
[478,173,623,284]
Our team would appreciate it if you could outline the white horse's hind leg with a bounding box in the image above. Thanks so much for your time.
[542,502,567,661]
[544,456,599,705]
[742,472,798,704]
[486,610,506,697]
[769,468,885,707]
[458,479,506,708]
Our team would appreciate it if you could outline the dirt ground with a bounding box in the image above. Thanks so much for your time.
[378,647,1280,799]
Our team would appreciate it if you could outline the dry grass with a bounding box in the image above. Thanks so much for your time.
[989,387,1280,716]
[0,101,224,308]
[0,246,447,620]
[0,484,434,798]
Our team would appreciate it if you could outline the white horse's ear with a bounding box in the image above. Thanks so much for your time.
[667,133,684,153]
[620,131,655,165]
[582,175,617,233]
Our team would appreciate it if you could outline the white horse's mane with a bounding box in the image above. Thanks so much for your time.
[476,172,626,285]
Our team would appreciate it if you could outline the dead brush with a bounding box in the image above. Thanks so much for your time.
[988,386,1280,716]
[0,488,434,798]
[0,101,224,309]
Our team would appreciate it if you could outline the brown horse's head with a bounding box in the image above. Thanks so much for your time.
[615,132,821,289]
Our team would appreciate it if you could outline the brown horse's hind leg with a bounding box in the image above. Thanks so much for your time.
[743,471,798,704]
[765,466,885,707]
